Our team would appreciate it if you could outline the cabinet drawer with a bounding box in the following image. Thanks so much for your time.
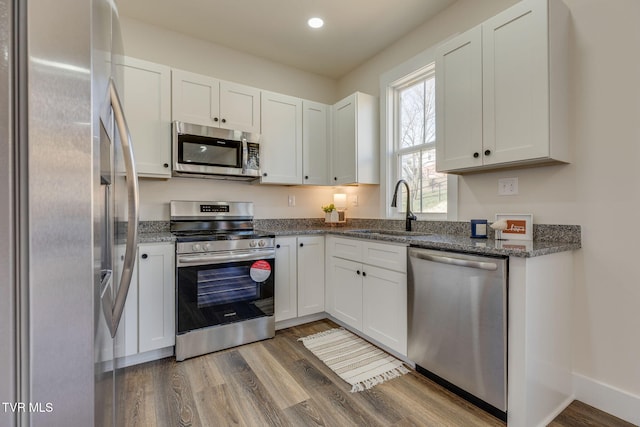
[362,241,407,273]
[329,236,363,262]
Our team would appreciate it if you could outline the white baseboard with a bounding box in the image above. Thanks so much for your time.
[535,395,575,427]
[275,312,326,330]
[573,372,640,425]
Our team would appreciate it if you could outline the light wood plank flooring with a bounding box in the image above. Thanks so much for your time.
[121,320,634,426]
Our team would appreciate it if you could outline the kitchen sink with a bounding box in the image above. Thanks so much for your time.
[350,229,433,239]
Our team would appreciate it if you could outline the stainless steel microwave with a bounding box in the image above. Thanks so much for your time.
[172,121,261,180]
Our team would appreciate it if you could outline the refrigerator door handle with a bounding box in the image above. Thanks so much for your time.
[105,78,139,338]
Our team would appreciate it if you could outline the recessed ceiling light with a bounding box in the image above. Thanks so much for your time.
[308,17,324,29]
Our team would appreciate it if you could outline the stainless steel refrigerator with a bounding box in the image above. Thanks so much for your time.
[0,0,139,425]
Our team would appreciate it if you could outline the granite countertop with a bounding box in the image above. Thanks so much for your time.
[254,225,581,258]
[138,231,174,244]
[136,219,581,258]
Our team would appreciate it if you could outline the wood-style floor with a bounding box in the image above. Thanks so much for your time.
[121,319,634,427]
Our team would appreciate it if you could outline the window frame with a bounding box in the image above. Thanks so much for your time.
[379,47,458,221]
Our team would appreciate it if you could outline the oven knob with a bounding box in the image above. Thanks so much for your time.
[193,244,202,252]
[204,243,212,251]
[258,240,266,247]
[249,240,257,248]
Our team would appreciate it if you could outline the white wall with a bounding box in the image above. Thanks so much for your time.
[120,17,337,103]
[121,18,382,221]
[338,0,640,421]
[137,177,380,220]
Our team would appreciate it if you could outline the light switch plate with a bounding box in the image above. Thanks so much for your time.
[288,195,295,207]
[498,177,518,195]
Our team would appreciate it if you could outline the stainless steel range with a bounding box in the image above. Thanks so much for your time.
[171,201,275,361]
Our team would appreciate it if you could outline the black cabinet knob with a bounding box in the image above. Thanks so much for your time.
[263,172,268,177]
[213,117,219,122]
[473,152,479,158]
[305,175,309,180]
[362,271,367,277]
[299,243,304,247]
[141,254,148,259]
[163,163,169,168]
[221,118,226,123]
[334,177,337,181]
[276,244,281,249]
[484,149,491,156]
[356,270,361,275]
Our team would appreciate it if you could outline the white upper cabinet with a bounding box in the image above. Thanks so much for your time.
[117,57,172,178]
[302,101,329,186]
[436,0,570,173]
[331,92,379,185]
[435,26,483,172]
[171,69,261,133]
[260,91,303,184]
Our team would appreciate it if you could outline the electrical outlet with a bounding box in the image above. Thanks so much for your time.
[498,177,518,196]
[350,195,359,207]
[288,195,295,207]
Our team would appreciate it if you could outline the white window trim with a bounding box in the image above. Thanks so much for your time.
[379,46,458,221]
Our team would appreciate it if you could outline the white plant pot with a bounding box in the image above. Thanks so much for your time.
[325,211,339,223]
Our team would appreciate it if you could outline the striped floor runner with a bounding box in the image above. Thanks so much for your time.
[299,328,409,392]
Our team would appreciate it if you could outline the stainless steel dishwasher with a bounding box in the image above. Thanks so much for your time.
[408,247,508,421]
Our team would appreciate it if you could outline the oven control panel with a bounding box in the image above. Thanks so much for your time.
[176,237,275,255]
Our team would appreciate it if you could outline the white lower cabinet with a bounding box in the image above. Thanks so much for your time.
[275,235,325,322]
[326,257,363,330]
[274,236,297,322]
[128,242,175,355]
[361,265,407,354]
[325,236,407,355]
[138,242,175,353]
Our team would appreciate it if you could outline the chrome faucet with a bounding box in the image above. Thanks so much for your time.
[391,179,417,231]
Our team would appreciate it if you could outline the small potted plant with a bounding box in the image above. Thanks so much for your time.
[322,203,339,223]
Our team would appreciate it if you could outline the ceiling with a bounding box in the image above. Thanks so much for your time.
[116,0,458,79]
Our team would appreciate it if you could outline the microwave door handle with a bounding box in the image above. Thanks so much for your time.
[105,78,140,338]
[242,137,248,174]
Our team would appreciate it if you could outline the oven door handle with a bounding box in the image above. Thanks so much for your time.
[177,249,275,267]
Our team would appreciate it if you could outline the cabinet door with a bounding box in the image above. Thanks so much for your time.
[297,236,325,316]
[328,236,362,262]
[171,69,220,127]
[219,81,261,133]
[435,26,483,172]
[118,57,172,178]
[327,257,362,330]
[331,94,357,185]
[137,243,175,353]
[362,241,407,273]
[362,265,407,355]
[260,91,303,184]
[274,237,297,322]
[302,101,329,185]
[482,0,549,165]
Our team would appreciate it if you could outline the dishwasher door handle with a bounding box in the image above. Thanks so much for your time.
[410,251,498,271]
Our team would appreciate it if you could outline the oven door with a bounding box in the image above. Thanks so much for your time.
[176,251,275,334]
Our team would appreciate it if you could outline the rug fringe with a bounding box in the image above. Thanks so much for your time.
[349,365,410,393]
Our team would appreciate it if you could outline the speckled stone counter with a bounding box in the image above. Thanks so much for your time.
[136,218,581,257]
[138,221,174,244]
[254,218,581,258]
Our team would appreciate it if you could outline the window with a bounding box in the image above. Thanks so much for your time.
[395,68,447,214]
[381,52,457,220]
